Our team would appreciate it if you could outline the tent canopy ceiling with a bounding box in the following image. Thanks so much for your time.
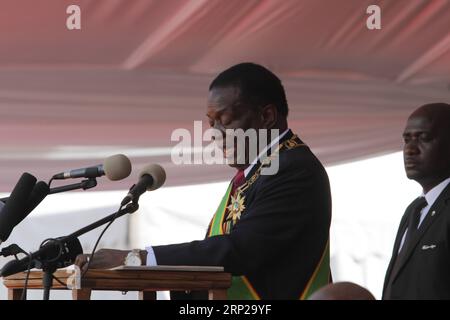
[0,0,449,191]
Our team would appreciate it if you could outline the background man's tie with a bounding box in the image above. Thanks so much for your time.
[401,197,428,252]
[385,196,428,299]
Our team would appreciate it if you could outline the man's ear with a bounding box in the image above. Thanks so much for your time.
[260,104,278,129]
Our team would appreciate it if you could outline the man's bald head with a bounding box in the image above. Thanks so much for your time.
[409,103,450,135]
[308,282,375,300]
[403,102,450,192]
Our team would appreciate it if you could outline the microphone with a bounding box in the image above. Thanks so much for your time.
[17,181,50,227]
[0,173,37,243]
[52,154,132,181]
[121,164,166,206]
[0,181,50,243]
[0,237,82,277]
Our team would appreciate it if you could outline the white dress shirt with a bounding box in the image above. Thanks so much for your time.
[145,245,158,266]
[244,128,289,178]
[146,128,291,266]
[398,176,450,252]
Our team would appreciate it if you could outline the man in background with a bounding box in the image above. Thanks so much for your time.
[383,103,450,299]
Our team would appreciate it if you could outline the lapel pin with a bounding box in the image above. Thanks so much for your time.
[431,211,436,216]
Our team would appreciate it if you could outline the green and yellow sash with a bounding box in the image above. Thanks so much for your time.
[207,183,260,299]
[299,240,331,300]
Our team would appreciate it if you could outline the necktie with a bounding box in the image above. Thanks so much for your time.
[401,196,428,251]
[231,170,246,195]
[384,196,428,299]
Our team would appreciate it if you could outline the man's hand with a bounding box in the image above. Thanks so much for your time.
[74,249,128,273]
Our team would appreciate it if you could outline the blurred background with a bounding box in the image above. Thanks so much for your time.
[0,0,449,299]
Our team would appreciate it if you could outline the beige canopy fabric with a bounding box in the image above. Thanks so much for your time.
[0,0,449,191]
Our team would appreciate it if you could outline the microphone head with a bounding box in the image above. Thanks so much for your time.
[0,172,36,242]
[139,164,166,191]
[40,237,83,269]
[23,181,49,220]
[0,237,83,277]
[103,154,132,181]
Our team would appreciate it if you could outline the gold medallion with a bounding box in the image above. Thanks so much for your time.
[226,192,246,224]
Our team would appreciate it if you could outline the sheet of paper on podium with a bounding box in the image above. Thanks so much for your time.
[110,265,224,272]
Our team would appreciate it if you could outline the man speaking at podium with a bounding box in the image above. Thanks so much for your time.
[76,63,332,300]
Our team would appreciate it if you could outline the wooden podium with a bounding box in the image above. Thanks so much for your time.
[3,266,232,300]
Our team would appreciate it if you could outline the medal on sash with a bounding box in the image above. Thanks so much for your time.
[226,191,246,224]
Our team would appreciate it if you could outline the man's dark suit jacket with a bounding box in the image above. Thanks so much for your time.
[383,182,450,299]
[153,130,332,299]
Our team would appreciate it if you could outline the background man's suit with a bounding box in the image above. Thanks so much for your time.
[152,131,332,299]
[383,183,450,299]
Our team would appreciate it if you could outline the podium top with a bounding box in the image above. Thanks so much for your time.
[3,266,232,293]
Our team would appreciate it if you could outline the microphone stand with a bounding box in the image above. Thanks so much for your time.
[0,177,139,300]
[61,202,139,243]
[0,178,97,204]
[0,244,27,259]
[34,202,139,300]
[49,178,97,195]
[0,178,98,260]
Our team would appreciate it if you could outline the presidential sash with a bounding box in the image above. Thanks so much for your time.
[207,183,260,299]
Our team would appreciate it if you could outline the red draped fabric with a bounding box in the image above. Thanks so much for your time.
[0,0,449,191]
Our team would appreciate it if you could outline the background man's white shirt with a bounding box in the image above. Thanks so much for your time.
[398,177,450,252]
